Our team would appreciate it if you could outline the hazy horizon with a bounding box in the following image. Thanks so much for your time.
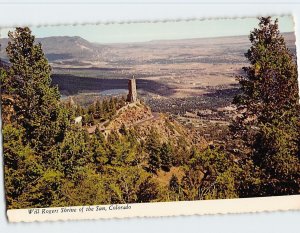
[0,16,295,44]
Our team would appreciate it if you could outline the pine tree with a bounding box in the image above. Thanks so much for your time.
[87,103,96,115]
[232,17,299,140]
[146,128,162,173]
[59,127,93,180]
[95,127,105,143]
[90,128,108,172]
[231,17,300,195]
[160,142,172,171]
[95,99,103,119]
[0,63,15,123]
[169,174,179,193]
[119,123,128,136]
[5,27,62,152]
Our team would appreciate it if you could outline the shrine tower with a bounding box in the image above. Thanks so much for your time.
[127,78,137,102]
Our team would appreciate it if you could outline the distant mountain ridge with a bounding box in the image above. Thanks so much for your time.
[0,36,104,62]
[0,32,296,64]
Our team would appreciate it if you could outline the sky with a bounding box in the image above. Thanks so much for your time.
[0,16,295,44]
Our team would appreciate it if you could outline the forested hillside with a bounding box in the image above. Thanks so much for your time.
[1,17,299,209]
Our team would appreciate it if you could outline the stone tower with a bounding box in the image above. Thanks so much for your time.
[127,78,137,102]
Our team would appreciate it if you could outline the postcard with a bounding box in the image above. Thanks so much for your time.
[0,15,299,222]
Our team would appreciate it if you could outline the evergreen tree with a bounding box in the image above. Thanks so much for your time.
[95,99,103,119]
[95,127,105,143]
[231,17,300,195]
[169,174,180,193]
[111,97,117,113]
[146,128,162,173]
[102,98,109,112]
[3,123,65,208]
[89,129,108,172]
[172,136,189,166]
[5,27,62,152]
[87,103,96,115]
[120,95,126,107]
[119,123,128,136]
[182,148,240,200]
[103,166,159,204]
[59,127,93,180]
[160,142,172,171]
[0,63,15,123]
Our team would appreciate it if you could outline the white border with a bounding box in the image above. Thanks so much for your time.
[6,195,300,222]
[0,0,300,232]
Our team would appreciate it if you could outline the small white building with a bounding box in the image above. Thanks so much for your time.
[74,116,83,124]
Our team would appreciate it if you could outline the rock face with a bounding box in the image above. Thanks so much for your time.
[127,78,137,102]
[108,102,153,130]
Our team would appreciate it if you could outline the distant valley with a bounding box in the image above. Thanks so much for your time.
[0,32,296,109]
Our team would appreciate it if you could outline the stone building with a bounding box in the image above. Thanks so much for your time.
[127,78,137,102]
